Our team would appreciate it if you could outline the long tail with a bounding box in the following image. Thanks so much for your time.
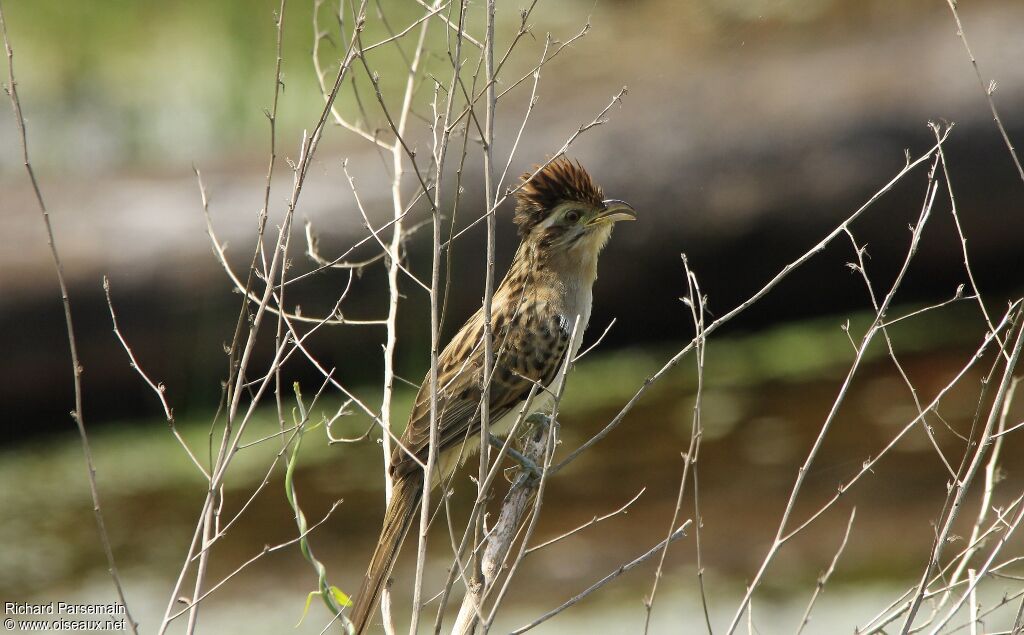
[350,473,424,634]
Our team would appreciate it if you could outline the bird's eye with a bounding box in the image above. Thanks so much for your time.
[564,210,581,223]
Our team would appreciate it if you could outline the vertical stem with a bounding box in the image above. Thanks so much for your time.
[0,3,137,632]
[968,569,978,635]
[902,316,1024,632]
[412,2,465,633]
[380,9,434,631]
[185,500,215,634]
[476,0,498,611]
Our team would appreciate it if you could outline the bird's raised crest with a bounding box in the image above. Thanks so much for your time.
[514,157,604,235]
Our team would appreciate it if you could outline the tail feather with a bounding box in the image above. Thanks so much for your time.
[350,474,424,634]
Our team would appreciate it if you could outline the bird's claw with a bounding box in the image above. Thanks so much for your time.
[524,412,551,437]
[488,433,543,481]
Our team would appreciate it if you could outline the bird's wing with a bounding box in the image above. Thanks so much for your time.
[391,301,572,478]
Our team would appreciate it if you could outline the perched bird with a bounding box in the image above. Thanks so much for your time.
[349,157,635,633]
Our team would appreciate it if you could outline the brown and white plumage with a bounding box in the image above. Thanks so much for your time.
[349,158,635,633]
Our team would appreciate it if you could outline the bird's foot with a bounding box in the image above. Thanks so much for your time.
[524,412,552,438]
[488,434,543,481]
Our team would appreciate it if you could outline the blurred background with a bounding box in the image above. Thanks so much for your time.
[2,0,1024,632]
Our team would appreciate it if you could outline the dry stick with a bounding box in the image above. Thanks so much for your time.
[726,155,942,635]
[240,277,359,391]
[879,289,973,330]
[359,6,438,630]
[1013,592,1024,634]
[304,219,387,270]
[524,488,646,555]
[944,0,1024,184]
[412,2,468,632]
[554,135,947,477]
[902,316,1024,633]
[968,569,978,635]
[477,321,587,633]
[356,44,439,217]
[276,185,429,292]
[194,156,314,631]
[412,0,481,48]
[276,300,426,465]
[843,227,956,478]
[257,0,288,284]
[950,594,1024,635]
[688,262,714,635]
[445,401,546,628]
[441,20,590,151]
[851,454,1019,631]
[895,344,1016,635]
[693,464,713,633]
[932,124,1006,358]
[340,160,431,292]
[494,34,551,198]
[644,258,708,635]
[201,147,302,487]
[945,583,1024,633]
[449,414,552,635]
[848,358,1021,634]
[859,509,1024,633]
[435,385,544,633]
[211,2,370,465]
[929,483,1024,635]
[933,377,1020,616]
[225,20,287,454]
[509,520,693,634]
[491,0,540,83]
[186,372,337,565]
[104,278,209,479]
[476,416,557,633]
[992,417,1024,440]
[795,507,857,635]
[214,140,338,480]
[0,5,138,632]
[313,0,390,147]
[800,311,1012,551]
[221,0,292,493]
[168,501,342,621]
[161,9,370,631]
[205,212,388,326]
[473,1,499,630]
[362,1,451,54]
[895,357,1009,635]
[208,388,341,548]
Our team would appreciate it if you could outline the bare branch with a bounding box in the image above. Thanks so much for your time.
[509,521,693,634]
[0,4,138,632]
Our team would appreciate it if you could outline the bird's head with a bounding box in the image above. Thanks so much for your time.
[513,158,635,259]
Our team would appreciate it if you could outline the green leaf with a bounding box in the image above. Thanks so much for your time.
[296,590,318,628]
[329,586,353,608]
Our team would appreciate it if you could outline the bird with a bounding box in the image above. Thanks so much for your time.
[348,157,636,633]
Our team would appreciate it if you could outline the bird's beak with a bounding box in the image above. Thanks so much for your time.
[590,199,637,225]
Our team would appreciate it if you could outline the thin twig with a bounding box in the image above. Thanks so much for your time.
[103,278,209,480]
[554,135,948,476]
[943,0,1024,183]
[0,4,138,632]
[796,507,856,635]
[509,521,693,634]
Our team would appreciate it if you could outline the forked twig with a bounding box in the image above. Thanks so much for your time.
[796,508,856,635]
